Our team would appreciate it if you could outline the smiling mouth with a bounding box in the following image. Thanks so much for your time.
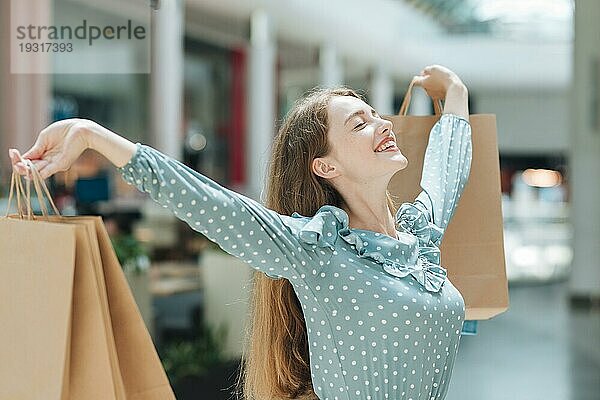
[374,140,399,153]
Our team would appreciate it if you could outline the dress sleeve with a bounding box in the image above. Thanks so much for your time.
[117,143,319,280]
[413,113,473,240]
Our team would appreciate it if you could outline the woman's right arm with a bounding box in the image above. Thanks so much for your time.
[10,119,137,179]
[88,126,322,281]
[86,121,138,168]
[11,120,325,281]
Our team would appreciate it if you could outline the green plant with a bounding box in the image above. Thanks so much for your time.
[110,233,150,274]
[162,321,229,385]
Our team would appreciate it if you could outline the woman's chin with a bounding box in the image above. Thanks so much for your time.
[388,152,408,166]
[375,154,408,177]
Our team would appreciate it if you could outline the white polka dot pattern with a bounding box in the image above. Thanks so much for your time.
[415,113,473,243]
[117,113,472,400]
[117,142,326,280]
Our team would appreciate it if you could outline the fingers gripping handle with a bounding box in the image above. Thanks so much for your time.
[399,76,444,116]
[24,158,61,219]
[5,156,61,220]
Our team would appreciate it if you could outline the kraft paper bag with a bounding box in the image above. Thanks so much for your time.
[386,78,509,320]
[71,215,176,400]
[0,215,77,399]
[0,166,175,399]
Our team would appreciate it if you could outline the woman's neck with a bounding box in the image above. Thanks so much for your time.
[338,181,396,237]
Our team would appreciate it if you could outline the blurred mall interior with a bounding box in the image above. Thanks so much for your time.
[1,0,599,399]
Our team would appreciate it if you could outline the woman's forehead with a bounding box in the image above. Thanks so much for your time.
[328,96,371,123]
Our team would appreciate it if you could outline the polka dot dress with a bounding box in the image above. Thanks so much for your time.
[118,113,473,400]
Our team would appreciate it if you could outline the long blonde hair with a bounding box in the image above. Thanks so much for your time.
[238,87,395,399]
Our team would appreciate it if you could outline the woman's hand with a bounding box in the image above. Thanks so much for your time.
[9,118,94,180]
[413,64,469,119]
[412,64,466,100]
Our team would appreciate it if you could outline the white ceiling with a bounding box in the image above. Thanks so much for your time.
[70,0,572,90]
[187,0,572,90]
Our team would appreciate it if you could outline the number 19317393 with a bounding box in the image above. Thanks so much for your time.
[18,42,73,53]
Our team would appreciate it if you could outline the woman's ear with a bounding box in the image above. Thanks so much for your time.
[311,157,340,179]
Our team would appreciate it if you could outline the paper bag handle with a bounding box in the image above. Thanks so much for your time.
[5,172,26,219]
[5,158,61,220]
[27,159,61,219]
[398,76,444,116]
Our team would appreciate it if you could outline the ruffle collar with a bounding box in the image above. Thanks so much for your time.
[291,204,448,293]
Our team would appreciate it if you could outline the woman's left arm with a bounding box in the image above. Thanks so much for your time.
[413,64,469,121]
[413,113,472,246]
[443,82,469,121]
[402,66,472,246]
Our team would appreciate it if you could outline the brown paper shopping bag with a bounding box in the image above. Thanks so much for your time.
[66,215,176,400]
[386,78,509,320]
[0,164,175,399]
[0,206,77,398]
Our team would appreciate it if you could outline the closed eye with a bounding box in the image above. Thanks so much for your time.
[354,121,367,130]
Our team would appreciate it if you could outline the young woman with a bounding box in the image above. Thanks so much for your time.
[10,64,472,400]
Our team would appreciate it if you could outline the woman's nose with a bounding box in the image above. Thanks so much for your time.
[378,119,393,135]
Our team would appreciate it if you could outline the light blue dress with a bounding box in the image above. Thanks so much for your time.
[118,113,472,400]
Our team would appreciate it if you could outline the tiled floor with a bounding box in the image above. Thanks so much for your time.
[446,281,600,400]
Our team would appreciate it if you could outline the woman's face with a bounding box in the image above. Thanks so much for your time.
[313,95,408,184]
